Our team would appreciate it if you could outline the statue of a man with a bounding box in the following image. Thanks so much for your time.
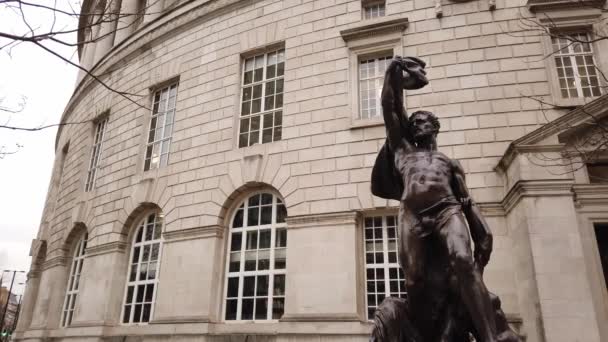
[371,56,500,342]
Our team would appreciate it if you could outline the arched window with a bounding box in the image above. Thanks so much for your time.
[121,212,163,324]
[61,233,87,327]
[224,192,287,321]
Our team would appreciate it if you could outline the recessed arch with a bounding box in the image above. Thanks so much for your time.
[120,202,162,243]
[221,187,288,321]
[218,181,285,229]
[119,203,165,325]
[62,222,88,259]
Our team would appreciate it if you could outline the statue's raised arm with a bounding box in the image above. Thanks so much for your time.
[371,56,429,200]
[380,56,429,150]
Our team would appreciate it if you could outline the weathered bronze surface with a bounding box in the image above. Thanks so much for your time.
[370,57,521,342]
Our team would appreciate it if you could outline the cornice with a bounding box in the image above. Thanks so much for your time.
[340,17,409,42]
[573,184,608,207]
[162,225,223,243]
[501,180,574,213]
[41,256,67,270]
[477,202,506,217]
[527,0,605,13]
[280,313,360,322]
[285,211,359,229]
[85,241,127,257]
[150,315,211,324]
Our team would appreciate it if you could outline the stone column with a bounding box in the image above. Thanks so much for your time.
[93,0,122,64]
[142,0,164,24]
[14,272,41,332]
[28,259,68,330]
[114,0,139,45]
[501,153,603,342]
[72,242,128,326]
[281,212,360,322]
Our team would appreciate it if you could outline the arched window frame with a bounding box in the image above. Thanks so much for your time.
[223,191,288,322]
[61,233,88,327]
[120,211,164,325]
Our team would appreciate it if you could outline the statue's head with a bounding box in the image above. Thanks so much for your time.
[409,110,440,142]
[398,56,428,90]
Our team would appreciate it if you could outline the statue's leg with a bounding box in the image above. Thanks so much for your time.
[398,207,425,292]
[438,213,498,342]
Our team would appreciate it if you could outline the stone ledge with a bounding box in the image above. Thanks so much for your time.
[527,0,605,12]
[502,179,574,214]
[163,225,223,242]
[340,17,409,42]
[280,313,360,322]
[85,241,127,257]
[573,184,608,208]
[285,211,359,229]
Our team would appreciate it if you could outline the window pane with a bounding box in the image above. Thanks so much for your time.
[272,298,284,319]
[225,299,238,320]
[274,275,285,295]
[242,299,254,320]
[255,298,268,319]
[227,277,239,298]
[231,232,242,251]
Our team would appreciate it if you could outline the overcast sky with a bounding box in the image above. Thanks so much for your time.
[0,1,80,294]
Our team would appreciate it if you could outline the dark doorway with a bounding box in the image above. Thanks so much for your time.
[594,223,608,293]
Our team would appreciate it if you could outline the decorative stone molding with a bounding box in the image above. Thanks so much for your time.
[85,241,127,257]
[285,211,359,230]
[150,315,211,324]
[339,18,409,42]
[162,225,223,242]
[573,184,608,208]
[501,179,574,214]
[527,0,605,12]
[280,313,360,322]
[478,202,506,217]
[41,256,68,270]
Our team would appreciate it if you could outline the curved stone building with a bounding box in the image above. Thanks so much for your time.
[14,0,608,341]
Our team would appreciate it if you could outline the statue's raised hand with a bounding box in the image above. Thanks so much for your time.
[393,56,429,90]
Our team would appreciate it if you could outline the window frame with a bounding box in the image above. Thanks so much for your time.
[237,47,285,149]
[542,25,605,107]
[61,233,88,327]
[347,37,402,129]
[119,211,164,325]
[85,115,108,192]
[143,81,179,172]
[362,214,407,321]
[362,0,387,20]
[222,191,287,322]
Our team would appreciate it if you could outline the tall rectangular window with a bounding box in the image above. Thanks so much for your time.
[594,223,608,294]
[552,32,602,98]
[239,49,284,148]
[144,83,178,171]
[61,234,87,327]
[359,54,392,120]
[364,215,406,320]
[362,1,386,19]
[85,117,108,191]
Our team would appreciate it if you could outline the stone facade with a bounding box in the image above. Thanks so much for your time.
[15,0,608,341]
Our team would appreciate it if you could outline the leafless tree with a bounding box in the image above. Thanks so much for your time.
[0,0,164,133]
[511,3,608,174]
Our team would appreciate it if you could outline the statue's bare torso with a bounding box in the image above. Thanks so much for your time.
[395,147,454,213]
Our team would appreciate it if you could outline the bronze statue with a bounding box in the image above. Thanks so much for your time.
[369,57,521,342]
